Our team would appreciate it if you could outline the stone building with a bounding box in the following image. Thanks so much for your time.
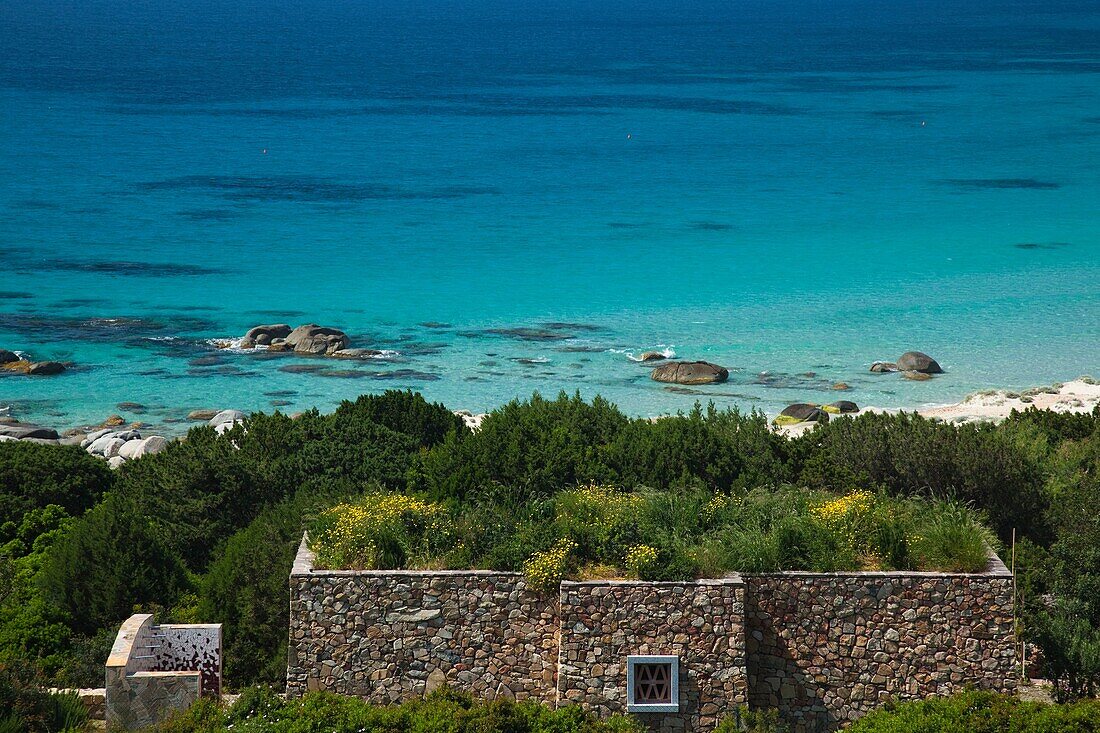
[287,537,1016,732]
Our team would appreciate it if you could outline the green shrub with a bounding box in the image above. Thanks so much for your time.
[909,503,998,573]
[848,688,1100,732]
[150,686,645,733]
[420,392,628,502]
[0,660,89,732]
[332,390,467,446]
[791,411,1047,541]
[310,493,453,570]
[198,497,319,689]
[38,493,188,635]
[0,442,111,534]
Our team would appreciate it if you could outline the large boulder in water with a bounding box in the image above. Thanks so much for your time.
[0,422,59,440]
[27,361,66,376]
[896,351,943,374]
[0,349,18,364]
[650,360,729,385]
[209,409,246,427]
[778,403,830,423]
[241,324,293,349]
[286,324,349,355]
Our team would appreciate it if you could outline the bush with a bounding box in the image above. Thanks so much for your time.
[310,493,452,570]
[150,686,645,733]
[847,689,1100,732]
[38,493,188,635]
[0,442,111,534]
[792,411,1047,541]
[332,390,467,447]
[198,498,318,688]
[0,660,89,733]
[1033,607,1100,702]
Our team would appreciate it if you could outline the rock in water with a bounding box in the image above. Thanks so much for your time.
[27,361,66,375]
[650,360,729,385]
[0,349,18,364]
[209,409,246,427]
[0,423,59,440]
[285,324,350,355]
[831,382,850,390]
[241,324,293,349]
[778,403,830,422]
[637,351,667,362]
[187,409,219,421]
[897,351,943,374]
[902,370,933,381]
[330,348,383,359]
[870,362,898,373]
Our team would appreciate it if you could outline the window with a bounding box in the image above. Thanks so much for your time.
[626,655,679,712]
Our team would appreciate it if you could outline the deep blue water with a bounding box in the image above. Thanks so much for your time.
[1,0,1098,431]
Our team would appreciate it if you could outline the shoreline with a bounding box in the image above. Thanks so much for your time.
[775,377,1100,437]
[457,376,1100,435]
[3,376,1097,457]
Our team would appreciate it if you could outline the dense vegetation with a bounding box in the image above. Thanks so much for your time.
[148,686,642,733]
[1,389,1099,708]
[310,486,997,583]
[847,689,1100,732]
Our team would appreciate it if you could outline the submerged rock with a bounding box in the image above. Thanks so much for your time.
[286,324,349,355]
[650,360,729,385]
[241,323,293,348]
[187,409,219,421]
[897,351,943,374]
[902,370,933,381]
[330,348,384,359]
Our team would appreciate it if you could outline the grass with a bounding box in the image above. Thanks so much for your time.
[310,486,1000,584]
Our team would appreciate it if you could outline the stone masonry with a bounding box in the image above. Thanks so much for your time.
[559,579,748,732]
[288,537,1016,731]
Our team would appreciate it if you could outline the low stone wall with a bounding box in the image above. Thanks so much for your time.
[288,540,558,702]
[559,579,747,732]
[743,556,1016,731]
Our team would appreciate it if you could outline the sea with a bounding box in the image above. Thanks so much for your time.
[1,0,1098,432]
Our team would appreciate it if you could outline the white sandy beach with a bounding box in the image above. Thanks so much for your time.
[777,378,1100,437]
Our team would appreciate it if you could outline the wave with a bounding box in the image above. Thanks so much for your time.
[614,346,676,362]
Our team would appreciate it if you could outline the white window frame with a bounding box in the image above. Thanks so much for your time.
[626,655,679,713]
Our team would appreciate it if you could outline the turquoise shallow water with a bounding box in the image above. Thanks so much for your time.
[1,0,1098,432]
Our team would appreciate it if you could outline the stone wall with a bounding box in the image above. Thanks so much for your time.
[288,540,558,702]
[743,556,1016,732]
[559,579,747,732]
[288,537,1016,732]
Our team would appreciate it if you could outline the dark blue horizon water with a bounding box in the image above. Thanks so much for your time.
[1,0,1098,431]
